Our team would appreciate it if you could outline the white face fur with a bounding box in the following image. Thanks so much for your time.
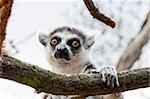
[39,27,94,74]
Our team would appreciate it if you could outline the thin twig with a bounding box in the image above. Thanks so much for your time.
[83,0,116,28]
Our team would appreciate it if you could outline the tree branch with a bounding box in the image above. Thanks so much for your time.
[116,11,150,71]
[0,0,13,55]
[0,55,149,96]
[0,0,3,8]
[83,0,116,28]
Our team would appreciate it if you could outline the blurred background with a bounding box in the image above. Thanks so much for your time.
[0,0,149,99]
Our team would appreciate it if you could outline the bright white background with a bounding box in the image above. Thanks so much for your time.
[0,0,149,99]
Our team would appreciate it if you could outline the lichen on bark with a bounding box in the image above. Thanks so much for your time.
[0,55,149,96]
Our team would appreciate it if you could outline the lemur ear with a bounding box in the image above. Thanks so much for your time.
[84,35,95,49]
[38,32,49,46]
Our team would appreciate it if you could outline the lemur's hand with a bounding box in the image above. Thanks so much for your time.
[87,66,119,88]
[100,67,119,88]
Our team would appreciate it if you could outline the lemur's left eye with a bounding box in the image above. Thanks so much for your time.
[67,38,81,49]
[72,41,80,48]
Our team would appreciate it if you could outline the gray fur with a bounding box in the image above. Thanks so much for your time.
[83,36,95,49]
[50,26,86,40]
[39,33,49,46]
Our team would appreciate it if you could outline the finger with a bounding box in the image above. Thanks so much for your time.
[115,77,120,86]
[101,72,106,82]
[109,67,115,75]
[110,75,115,88]
[104,67,111,74]
[106,74,111,87]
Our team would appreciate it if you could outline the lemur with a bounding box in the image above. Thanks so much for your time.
[38,26,119,99]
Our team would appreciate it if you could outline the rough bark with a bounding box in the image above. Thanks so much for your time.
[116,11,150,71]
[0,55,149,96]
[0,0,3,8]
[83,0,116,28]
[0,0,13,56]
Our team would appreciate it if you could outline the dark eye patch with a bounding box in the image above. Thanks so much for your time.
[67,38,81,49]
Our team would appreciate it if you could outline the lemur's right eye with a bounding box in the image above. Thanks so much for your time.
[50,38,60,46]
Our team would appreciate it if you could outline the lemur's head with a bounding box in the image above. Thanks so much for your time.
[39,26,95,67]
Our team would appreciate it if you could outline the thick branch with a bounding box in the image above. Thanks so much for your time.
[0,55,149,96]
[83,0,116,28]
[116,11,150,71]
[0,0,13,55]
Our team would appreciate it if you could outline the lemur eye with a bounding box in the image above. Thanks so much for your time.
[72,40,80,48]
[50,39,59,46]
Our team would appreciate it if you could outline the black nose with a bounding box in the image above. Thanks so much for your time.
[54,45,70,60]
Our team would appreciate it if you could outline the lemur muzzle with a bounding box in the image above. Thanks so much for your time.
[54,45,70,60]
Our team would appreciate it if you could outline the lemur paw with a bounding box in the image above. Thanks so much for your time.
[100,67,119,88]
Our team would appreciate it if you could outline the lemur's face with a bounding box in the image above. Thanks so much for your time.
[39,27,94,65]
[49,32,82,61]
